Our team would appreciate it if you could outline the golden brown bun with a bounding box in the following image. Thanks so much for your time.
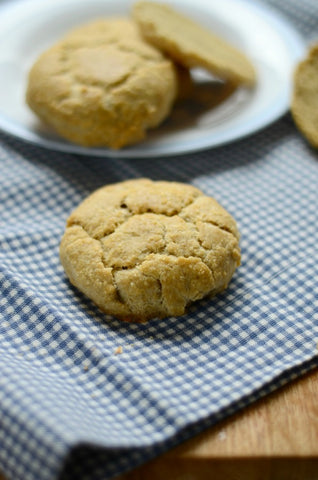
[60,179,241,321]
[133,1,256,87]
[26,18,177,149]
[291,44,318,149]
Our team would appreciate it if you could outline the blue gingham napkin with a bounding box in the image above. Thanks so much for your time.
[1,1,318,479]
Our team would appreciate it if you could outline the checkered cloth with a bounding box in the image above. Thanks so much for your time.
[1,1,318,479]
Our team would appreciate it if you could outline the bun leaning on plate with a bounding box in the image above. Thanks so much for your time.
[132,1,256,87]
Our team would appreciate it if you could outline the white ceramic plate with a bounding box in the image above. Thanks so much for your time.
[0,0,305,157]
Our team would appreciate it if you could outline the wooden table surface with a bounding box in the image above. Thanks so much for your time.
[1,367,317,480]
[118,366,318,480]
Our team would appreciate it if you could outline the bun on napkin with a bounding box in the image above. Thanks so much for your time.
[59,179,241,322]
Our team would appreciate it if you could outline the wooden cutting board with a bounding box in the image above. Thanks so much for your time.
[118,366,318,480]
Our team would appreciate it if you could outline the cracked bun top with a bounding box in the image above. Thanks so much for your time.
[59,179,241,321]
[26,18,177,149]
